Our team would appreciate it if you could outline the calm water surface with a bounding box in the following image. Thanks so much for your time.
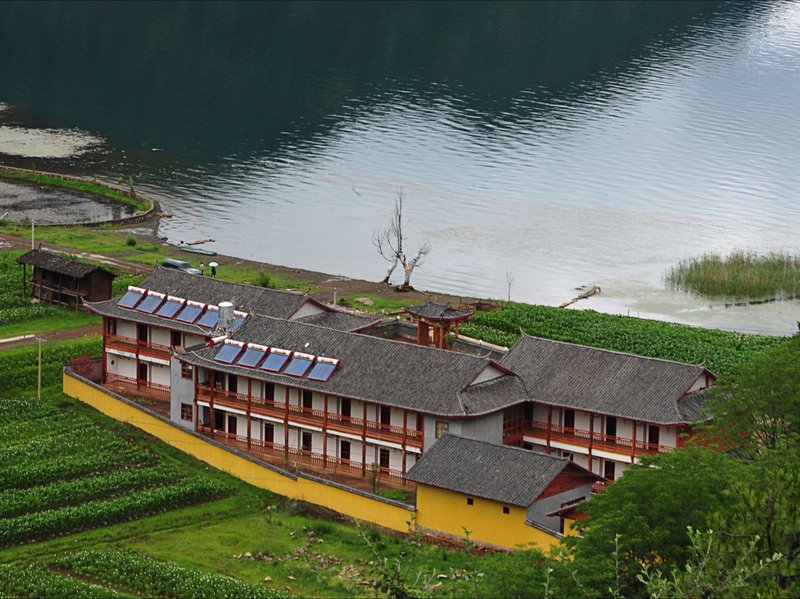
[1,1,799,333]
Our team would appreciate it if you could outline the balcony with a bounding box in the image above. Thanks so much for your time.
[196,425,406,483]
[524,421,673,456]
[196,385,423,448]
[105,373,170,402]
[105,334,172,361]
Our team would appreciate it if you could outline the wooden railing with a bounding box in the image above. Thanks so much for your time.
[197,385,423,448]
[196,425,405,480]
[105,334,172,359]
[105,373,170,401]
[525,421,673,455]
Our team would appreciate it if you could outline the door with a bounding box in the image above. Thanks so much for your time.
[604,460,616,481]
[340,440,351,462]
[227,415,237,436]
[228,376,237,394]
[648,425,660,447]
[303,390,313,410]
[263,423,274,445]
[380,406,391,428]
[171,330,182,347]
[340,398,351,419]
[137,362,148,382]
[605,416,617,438]
[137,324,148,343]
[301,431,313,453]
[563,409,575,430]
[379,448,390,470]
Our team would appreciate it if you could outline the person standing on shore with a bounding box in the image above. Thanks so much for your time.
[210,264,216,278]
[199,262,205,276]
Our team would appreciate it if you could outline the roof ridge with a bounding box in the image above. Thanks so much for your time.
[151,266,307,298]
[239,313,491,364]
[515,332,706,370]
[440,433,569,462]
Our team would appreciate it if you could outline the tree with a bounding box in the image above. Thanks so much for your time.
[568,447,745,597]
[701,334,800,456]
[372,189,431,289]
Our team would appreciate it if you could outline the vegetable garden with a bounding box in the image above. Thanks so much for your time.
[0,398,229,549]
[461,303,787,376]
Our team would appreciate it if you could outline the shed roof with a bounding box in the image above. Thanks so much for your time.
[406,434,594,506]
[179,314,526,417]
[500,334,710,425]
[17,249,113,279]
[404,301,474,321]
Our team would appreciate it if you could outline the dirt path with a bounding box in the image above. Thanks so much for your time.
[0,324,100,352]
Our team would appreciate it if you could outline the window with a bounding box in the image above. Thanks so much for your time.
[302,390,313,409]
[105,318,117,334]
[435,421,449,439]
[264,383,275,402]
[301,431,313,453]
[180,403,193,421]
[562,451,574,461]
[379,448,390,469]
[181,362,193,380]
[502,506,510,515]
[466,497,474,506]
[340,440,351,462]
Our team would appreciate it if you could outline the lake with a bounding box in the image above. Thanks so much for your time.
[1,1,799,334]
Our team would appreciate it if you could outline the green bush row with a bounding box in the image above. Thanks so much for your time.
[0,426,133,464]
[0,465,180,519]
[0,480,228,547]
[0,445,157,491]
[0,337,101,392]
[57,549,287,599]
[0,563,127,599]
[461,304,786,376]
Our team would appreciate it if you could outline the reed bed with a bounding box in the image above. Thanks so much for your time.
[665,250,800,301]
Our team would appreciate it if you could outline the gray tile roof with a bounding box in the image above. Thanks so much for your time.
[406,434,581,506]
[86,267,377,334]
[17,249,112,279]
[500,334,710,425]
[138,268,306,318]
[179,314,525,417]
[294,310,381,333]
[404,301,474,321]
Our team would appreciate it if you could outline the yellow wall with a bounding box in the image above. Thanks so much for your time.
[414,484,561,551]
[64,373,413,533]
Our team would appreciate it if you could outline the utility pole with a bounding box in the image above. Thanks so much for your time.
[36,336,46,401]
[31,219,35,250]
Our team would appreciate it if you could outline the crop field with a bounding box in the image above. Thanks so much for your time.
[461,303,787,376]
[0,398,229,549]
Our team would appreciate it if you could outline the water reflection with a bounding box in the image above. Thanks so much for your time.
[1,1,799,332]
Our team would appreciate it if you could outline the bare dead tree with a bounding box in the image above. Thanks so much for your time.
[505,270,515,302]
[372,188,431,289]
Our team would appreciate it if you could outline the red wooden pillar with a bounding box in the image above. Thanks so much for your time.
[401,411,408,478]
[284,387,290,452]
[417,321,430,346]
[588,411,594,472]
[362,402,368,476]
[247,379,252,451]
[101,317,108,383]
[209,371,216,437]
[546,406,553,454]
[323,394,328,468]
[193,362,199,431]
[631,421,638,463]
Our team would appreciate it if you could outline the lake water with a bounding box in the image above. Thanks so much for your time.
[1,1,799,334]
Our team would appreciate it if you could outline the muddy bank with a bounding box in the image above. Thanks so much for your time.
[0,180,137,224]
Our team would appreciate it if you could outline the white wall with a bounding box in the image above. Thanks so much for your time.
[117,321,136,339]
[107,354,136,378]
[150,326,170,346]
[150,363,170,386]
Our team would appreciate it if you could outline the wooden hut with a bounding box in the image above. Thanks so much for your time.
[17,249,115,310]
